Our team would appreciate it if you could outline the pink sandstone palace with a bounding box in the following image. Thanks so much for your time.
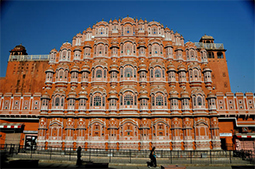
[0,17,254,151]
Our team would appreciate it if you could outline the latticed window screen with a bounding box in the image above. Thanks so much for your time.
[96,69,102,78]
[55,98,60,106]
[125,68,133,77]
[94,96,101,106]
[124,95,133,105]
[155,69,161,77]
[156,95,163,106]
[197,96,202,106]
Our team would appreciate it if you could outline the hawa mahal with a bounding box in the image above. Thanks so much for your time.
[0,17,254,151]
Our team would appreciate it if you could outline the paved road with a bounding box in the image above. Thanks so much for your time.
[32,162,255,169]
[4,154,254,169]
[3,160,254,169]
[36,162,236,169]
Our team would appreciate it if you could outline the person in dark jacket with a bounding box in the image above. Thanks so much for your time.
[149,147,157,167]
[76,146,82,166]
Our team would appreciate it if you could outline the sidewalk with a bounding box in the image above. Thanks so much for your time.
[3,158,254,169]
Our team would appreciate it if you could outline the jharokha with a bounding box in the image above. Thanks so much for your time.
[0,17,254,151]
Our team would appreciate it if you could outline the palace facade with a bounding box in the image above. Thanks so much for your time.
[0,17,254,151]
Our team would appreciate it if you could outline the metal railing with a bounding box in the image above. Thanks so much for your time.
[8,55,50,61]
[1,144,254,164]
[194,42,224,50]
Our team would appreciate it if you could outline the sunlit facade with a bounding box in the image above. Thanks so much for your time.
[0,17,254,151]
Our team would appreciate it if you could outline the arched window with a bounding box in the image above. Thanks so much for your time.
[193,97,196,106]
[125,44,131,55]
[124,94,133,105]
[125,68,133,77]
[63,51,66,59]
[194,70,198,78]
[150,69,153,78]
[94,96,101,106]
[104,69,107,78]
[55,97,60,106]
[191,51,194,58]
[98,46,103,54]
[92,69,94,78]
[197,96,202,106]
[120,68,123,77]
[99,27,104,34]
[79,99,84,106]
[152,27,157,34]
[90,96,92,106]
[102,96,105,106]
[208,52,214,58]
[155,69,161,78]
[217,52,223,58]
[156,95,163,106]
[126,27,130,34]
[96,69,102,78]
[154,47,158,54]
[61,98,64,106]
[59,71,63,79]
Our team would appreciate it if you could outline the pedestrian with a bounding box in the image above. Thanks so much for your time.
[76,146,82,166]
[148,147,157,167]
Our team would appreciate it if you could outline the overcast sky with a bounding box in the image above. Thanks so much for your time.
[0,0,254,93]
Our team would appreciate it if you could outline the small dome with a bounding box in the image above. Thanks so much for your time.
[165,43,172,48]
[109,64,119,73]
[60,42,71,50]
[138,64,147,73]
[73,46,82,52]
[86,26,92,32]
[77,32,82,37]
[167,63,175,72]
[138,41,146,48]
[169,88,179,98]
[10,44,28,55]
[41,91,50,99]
[68,89,77,99]
[207,91,216,99]
[177,64,186,72]
[71,64,79,72]
[174,31,180,36]
[165,27,170,31]
[203,64,212,72]
[121,16,135,24]
[81,64,90,72]
[201,34,214,40]
[112,18,118,23]
[79,90,88,99]
[180,89,189,99]
[45,66,54,73]
[108,89,118,100]
[139,89,149,100]
[110,41,119,49]
[50,48,58,53]
[83,43,92,49]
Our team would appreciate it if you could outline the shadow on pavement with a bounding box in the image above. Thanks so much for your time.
[78,160,109,168]
[1,156,111,169]
[232,166,255,169]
